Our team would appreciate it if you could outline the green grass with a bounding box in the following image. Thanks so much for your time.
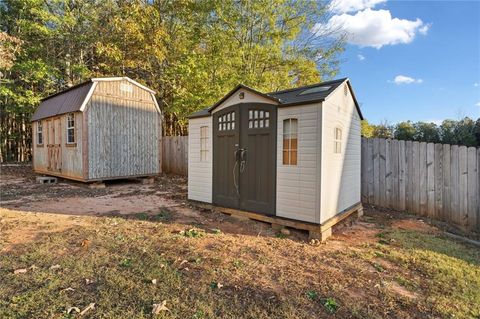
[374,229,480,319]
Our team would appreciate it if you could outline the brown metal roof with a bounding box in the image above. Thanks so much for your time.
[31,81,94,121]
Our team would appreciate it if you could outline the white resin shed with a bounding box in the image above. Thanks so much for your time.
[187,78,363,237]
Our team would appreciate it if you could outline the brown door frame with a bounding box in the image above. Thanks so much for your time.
[212,103,277,215]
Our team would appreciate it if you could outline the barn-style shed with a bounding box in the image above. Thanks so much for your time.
[31,77,162,182]
[188,78,364,240]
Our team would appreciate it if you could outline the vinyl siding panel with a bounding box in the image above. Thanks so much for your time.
[87,80,160,180]
[320,83,361,223]
[213,88,277,113]
[188,117,213,203]
[276,104,319,223]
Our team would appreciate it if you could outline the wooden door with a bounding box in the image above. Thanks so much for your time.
[213,103,276,215]
[47,117,62,172]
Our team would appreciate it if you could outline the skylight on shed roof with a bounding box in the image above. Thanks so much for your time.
[298,85,331,95]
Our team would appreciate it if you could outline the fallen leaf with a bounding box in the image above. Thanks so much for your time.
[217,283,224,288]
[81,239,91,251]
[79,303,95,316]
[61,287,75,293]
[14,268,27,274]
[67,307,80,314]
[152,300,170,314]
[29,265,38,271]
[152,279,157,285]
[50,264,61,270]
[85,278,96,285]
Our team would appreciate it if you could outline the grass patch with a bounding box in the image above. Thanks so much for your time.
[378,229,480,319]
[179,228,205,238]
[322,297,339,314]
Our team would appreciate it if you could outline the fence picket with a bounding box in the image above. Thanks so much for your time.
[467,147,477,231]
[427,143,435,217]
[398,140,406,210]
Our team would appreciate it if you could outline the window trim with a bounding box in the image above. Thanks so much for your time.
[200,126,209,161]
[36,121,44,146]
[334,126,342,154]
[282,118,298,166]
[66,113,76,145]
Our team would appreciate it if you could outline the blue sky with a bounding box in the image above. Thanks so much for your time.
[324,0,480,125]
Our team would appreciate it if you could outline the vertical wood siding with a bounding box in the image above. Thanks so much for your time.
[188,117,213,203]
[276,104,319,223]
[320,83,362,223]
[32,113,83,179]
[87,80,160,180]
[362,137,480,234]
[162,136,188,175]
[32,121,47,170]
[60,112,83,178]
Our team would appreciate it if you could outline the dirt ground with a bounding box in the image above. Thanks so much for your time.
[1,164,479,319]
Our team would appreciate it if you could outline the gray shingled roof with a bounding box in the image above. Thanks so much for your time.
[268,78,347,105]
[189,78,363,119]
[31,81,93,121]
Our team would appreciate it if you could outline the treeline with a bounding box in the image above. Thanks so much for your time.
[362,117,480,147]
[0,0,344,162]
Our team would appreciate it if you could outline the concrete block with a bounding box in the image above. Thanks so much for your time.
[36,176,57,184]
[89,182,106,189]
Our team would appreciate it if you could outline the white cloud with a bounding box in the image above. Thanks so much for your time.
[392,75,423,85]
[330,0,386,13]
[419,23,431,35]
[474,83,479,87]
[357,54,365,61]
[316,8,428,49]
[476,102,480,107]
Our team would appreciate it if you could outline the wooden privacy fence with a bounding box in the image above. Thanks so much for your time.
[361,137,480,233]
[162,136,188,175]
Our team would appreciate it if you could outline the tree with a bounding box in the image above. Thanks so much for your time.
[394,121,416,141]
[414,122,440,143]
[361,120,374,137]
[0,0,346,161]
[372,122,393,139]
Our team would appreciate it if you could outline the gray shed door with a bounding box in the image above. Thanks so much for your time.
[213,103,276,215]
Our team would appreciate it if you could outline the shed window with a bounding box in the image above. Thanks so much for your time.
[283,119,298,165]
[218,112,235,131]
[248,109,269,129]
[66,113,75,144]
[37,122,43,145]
[200,126,208,161]
[334,127,342,154]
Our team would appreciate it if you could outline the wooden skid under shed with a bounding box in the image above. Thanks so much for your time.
[193,202,363,241]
